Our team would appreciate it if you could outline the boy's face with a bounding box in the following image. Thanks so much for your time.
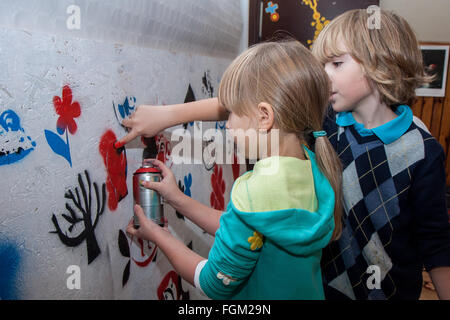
[324,46,373,113]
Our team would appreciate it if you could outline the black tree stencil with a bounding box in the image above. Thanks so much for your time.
[50,170,106,264]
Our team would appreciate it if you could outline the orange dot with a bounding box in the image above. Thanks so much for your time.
[271,13,279,22]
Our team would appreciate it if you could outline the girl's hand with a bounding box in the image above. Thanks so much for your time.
[141,158,184,207]
[126,204,163,243]
[115,105,171,148]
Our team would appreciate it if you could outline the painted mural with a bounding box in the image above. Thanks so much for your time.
[44,85,81,167]
[0,25,242,299]
[0,110,36,166]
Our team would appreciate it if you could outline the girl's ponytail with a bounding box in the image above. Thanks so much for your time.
[313,135,343,241]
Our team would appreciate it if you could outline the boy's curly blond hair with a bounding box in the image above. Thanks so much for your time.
[312,9,432,106]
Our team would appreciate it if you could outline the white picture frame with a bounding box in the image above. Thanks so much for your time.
[416,45,449,97]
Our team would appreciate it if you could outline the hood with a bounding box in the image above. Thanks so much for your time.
[229,148,335,256]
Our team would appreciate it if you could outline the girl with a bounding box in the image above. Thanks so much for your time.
[311,9,450,300]
[126,40,343,299]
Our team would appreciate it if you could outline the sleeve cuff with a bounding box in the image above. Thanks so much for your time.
[424,248,450,272]
[194,259,208,296]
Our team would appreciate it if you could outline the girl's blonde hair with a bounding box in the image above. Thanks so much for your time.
[312,9,432,106]
[218,40,343,241]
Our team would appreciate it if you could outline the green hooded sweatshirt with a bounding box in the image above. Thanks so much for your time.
[198,147,335,299]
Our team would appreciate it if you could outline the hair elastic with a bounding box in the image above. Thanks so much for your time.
[312,131,327,138]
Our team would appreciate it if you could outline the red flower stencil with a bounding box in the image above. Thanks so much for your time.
[45,84,82,167]
[53,85,81,135]
[99,130,128,211]
[210,164,225,211]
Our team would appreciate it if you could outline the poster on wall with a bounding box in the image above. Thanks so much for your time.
[416,45,449,97]
[250,0,380,48]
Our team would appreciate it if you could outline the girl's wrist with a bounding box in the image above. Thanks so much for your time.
[168,190,188,212]
[166,104,190,127]
[148,223,170,246]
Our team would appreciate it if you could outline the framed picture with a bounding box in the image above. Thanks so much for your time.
[416,45,449,97]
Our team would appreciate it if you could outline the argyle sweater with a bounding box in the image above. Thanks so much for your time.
[321,107,450,300]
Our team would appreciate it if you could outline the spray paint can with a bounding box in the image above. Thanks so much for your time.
[133,164,164,228]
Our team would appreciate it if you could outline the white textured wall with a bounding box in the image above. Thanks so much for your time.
[0,0,243,300]
[0,0,242,58]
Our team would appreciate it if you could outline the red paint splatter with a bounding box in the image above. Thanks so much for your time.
[53,85,81,134]
[210,164,225,211]
[99,130,128,211]
[131,238,158,268]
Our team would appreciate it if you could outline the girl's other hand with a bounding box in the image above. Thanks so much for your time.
[115,105,171,149]
[141,158,184,207]
[126,204,168,242]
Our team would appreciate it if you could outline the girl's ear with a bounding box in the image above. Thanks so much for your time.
[256,102,275,131]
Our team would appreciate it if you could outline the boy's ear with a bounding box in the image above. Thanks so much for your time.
[256,102,275,131]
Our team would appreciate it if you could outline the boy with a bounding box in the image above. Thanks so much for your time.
[312,9,450,300]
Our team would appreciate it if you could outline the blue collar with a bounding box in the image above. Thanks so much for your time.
[335,105,413,144]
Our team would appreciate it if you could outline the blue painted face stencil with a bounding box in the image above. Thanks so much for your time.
[0,109,36,166]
